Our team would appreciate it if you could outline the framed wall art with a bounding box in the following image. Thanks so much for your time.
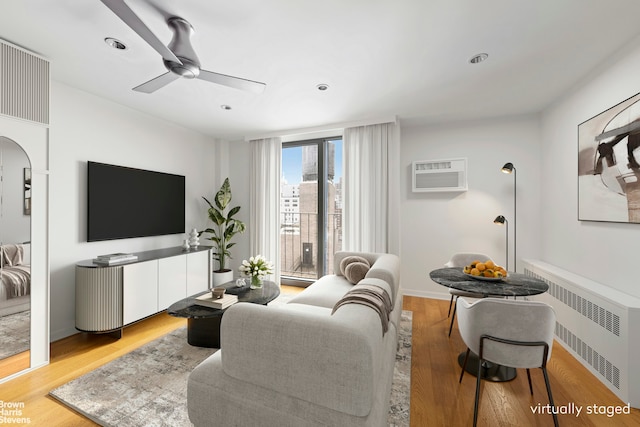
[578,92,640,223]
[24,167,31,215]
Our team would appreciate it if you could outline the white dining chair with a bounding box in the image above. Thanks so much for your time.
[444,253,491,337]
[456,297,558,427]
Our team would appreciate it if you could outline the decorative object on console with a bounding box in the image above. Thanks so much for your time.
[493,215,509,272]
[501,162,517,271]
[239,255,273,289]
[188,228,200,247]
[578,91,640,223]
[182,239,190,250]
[200,178,245,286]
[92,252,138,266]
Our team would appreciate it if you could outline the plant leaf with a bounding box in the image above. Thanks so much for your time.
[209,208,225,225]
[215,178,232,210]
[228,205,241,218]
[202,196,215,210]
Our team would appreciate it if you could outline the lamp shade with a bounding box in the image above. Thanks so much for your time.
[501,162,515,173]
[494,215,506,224]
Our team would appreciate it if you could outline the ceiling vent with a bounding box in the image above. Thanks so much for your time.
[412,158,468,192]
[0,39,50,125]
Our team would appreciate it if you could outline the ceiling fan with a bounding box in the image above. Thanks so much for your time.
[99,0,266,94]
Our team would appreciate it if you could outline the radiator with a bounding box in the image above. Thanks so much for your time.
[523,259,640,407]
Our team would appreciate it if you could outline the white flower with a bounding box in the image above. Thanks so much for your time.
[238,255,274,278]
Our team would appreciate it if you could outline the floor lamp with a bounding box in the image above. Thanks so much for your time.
[493,215,508,272]
[501,162,516,272]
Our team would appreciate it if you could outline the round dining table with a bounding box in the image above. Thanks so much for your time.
[429,267,549,297]
[430,267,549,381]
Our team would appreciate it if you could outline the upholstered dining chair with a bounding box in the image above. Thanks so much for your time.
[444,253,491,337]
[456,297,558,427]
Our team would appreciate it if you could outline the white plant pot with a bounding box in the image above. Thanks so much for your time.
[212,270,234,287]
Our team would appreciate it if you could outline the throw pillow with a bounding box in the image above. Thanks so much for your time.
[339,256,370,276]
[344,261,370,284]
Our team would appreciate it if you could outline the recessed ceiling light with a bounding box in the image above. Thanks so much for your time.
[316,83,329,91]
[469,53,488,64]
[221,105,232,110]
[104,37,127,50]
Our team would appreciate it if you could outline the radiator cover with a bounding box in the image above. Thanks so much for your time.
[524,259,640,407]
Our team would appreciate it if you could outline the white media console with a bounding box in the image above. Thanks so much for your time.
[75,246,212,337]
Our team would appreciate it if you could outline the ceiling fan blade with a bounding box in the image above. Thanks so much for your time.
[197,70,266,94]
[99,0,182,65]
[133,71,181,93]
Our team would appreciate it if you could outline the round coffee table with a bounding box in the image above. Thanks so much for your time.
[167,280,280,348]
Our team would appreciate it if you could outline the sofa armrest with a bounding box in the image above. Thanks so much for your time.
[220,302,381,416]
[365,254,400,301]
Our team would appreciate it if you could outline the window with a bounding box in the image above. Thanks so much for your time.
[280,137,342,285]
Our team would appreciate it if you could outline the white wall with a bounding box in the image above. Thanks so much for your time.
[540,35,640,298]
[399,115,542,298]
[49,82,221,340]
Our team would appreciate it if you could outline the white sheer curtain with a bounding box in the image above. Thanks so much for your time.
[249,137,282,285]
[343,122,400,254]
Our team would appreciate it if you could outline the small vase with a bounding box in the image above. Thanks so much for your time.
[250,275,263,289]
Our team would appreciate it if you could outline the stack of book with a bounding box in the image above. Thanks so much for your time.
[195,293,238,309]
[92,252,138,265]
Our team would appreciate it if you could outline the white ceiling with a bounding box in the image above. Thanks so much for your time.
[2,0,640,140]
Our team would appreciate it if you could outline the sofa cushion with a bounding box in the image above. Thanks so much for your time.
[287,274,354,309]
[340,255,370,273]
[344,261,369,284]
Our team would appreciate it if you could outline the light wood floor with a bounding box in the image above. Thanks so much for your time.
[404,296,640,426]
[0,292,638,426]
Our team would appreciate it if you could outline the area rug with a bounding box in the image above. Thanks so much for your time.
[0,310,30,359]
[50,311,412,426]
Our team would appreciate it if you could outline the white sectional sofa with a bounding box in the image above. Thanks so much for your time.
[187,251,402,427]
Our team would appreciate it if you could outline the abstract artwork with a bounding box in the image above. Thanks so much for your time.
[578,92,640,223]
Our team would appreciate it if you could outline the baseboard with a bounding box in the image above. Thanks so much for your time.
[402,289,449,300]
[50,326,79,343]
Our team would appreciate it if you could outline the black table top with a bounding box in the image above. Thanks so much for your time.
[167,280,280,319]
[430,267,549,297]
[77,245,211,268]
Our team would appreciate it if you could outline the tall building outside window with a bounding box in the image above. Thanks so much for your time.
[280,137,342,285]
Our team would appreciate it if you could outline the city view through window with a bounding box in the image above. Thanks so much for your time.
[281,138,343,282]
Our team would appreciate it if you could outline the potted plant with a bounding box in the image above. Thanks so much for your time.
[200,178,246,286]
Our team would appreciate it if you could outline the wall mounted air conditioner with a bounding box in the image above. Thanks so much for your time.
[412,158,468,192]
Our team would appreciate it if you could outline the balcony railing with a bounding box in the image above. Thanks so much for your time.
[280,212,342,281]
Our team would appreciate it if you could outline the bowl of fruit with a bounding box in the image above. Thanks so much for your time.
[462,260,507,281]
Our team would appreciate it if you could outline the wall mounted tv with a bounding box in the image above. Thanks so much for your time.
[87,161,185,242]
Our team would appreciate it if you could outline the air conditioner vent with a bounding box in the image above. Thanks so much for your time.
[412,158,467,192]
[0,39,50,125]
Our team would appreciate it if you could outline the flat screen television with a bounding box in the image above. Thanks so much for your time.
[87,161,185,242]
